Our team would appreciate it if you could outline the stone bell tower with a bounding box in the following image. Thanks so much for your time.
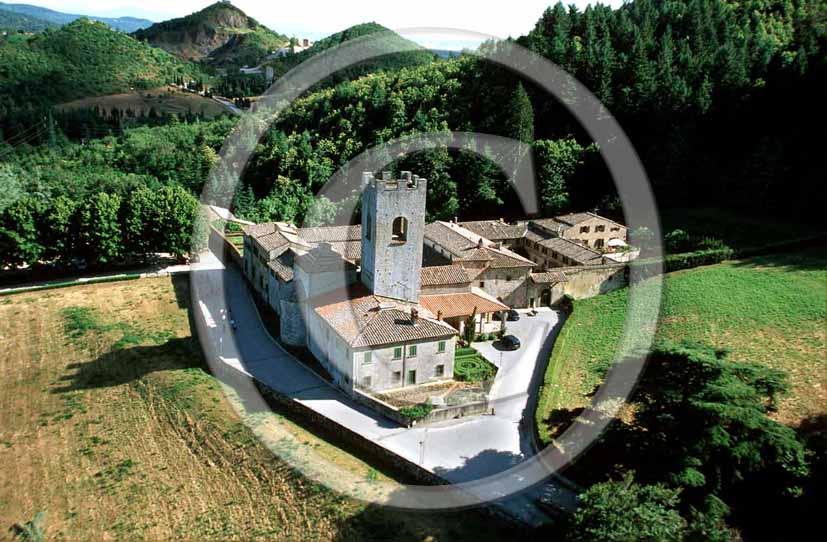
[360,171,427,303]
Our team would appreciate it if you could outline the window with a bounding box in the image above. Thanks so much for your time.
[580,226,590,233]
[392,371,402,384]
[408,345,417,357]
[583,240,589,247]
[437,341,446,353]
[596,225,605,232]
[361,376,372,388]
[479,281,485,288]
[506,275,512,281]
[611,227,620,232]
[363,352,372,364]
[393,347,403,360]
[435,365,445,377]
[391,216,408,243]
[365,213,372,241]
[594,239,605,249]
[407,370,417,385]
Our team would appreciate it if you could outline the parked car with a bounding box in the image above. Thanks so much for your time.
[493,310,521,322]
[499,335,521,350]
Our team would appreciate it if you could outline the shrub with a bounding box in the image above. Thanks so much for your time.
[663,247,734,272]
[454,354,497,382]
[664,229,691,253]
[399,401,434,420]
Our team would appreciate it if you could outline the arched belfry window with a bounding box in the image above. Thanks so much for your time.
[365,213,372,241]
[391,216,408,243]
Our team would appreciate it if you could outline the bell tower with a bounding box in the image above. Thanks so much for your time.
[360,171,427,303]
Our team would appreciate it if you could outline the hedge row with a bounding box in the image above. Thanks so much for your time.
[454,354,497,382]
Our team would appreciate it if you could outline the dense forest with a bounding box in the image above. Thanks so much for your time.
[1,0,825,269]
[235,0,826,226]
[0,19,208,142]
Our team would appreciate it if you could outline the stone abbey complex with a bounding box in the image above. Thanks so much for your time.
[242,171,634,395]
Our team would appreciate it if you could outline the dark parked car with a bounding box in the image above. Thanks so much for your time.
[493,310,521,322]
[499,335,521,351]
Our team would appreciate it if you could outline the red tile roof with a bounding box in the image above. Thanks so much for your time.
[420,292,509,319]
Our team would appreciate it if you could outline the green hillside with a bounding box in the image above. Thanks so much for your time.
[0,19,207,111]
[133,1,287,66]
[267,22,436,80]
[0,7,57,32]
[536,249,827,446]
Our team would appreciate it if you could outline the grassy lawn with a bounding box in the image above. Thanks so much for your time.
[0,277,515,541]
[537,249,827,445]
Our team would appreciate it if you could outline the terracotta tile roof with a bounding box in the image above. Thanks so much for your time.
[458,220,528,240]
[328,241,361,262]
[530,271,568,284]
[425,221,535,268]
[425,221,478,253]
[420,291,509,319]
[547,237,603,264]
[256,231,290,251]
[298,225,362,243]
[420,264,471,286]
[311,284,456,348]
[243,222,311,252]
[268,250,295,282]
[554,212,594,226]
[295,243,358,274]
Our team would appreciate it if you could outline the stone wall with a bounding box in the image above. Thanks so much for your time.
[556,264,628,300]
[476,267,532,307]
[419,400,492,425]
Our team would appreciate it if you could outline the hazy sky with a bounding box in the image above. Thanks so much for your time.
[17,1,624,48]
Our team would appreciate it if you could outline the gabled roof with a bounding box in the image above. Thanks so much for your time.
[419,290,509,319]
[458,220,528,241]
[267,249,295,282]
[526,227,604,265]
[298,225,362,243]
[295,243,357,274]
[530,271,568,284]
[311,284,456,348]
[243,222,311,252]
[420,264,471,287]
[425,221,536,268]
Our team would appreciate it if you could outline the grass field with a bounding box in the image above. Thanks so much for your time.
[58,86,227,119]
[536,249,827,445]
[0,277,515,541]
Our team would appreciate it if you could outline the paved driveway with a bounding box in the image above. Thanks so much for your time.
[190,254,576,524]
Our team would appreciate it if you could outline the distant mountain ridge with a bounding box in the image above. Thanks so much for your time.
[0,2,153,32]
[0,6,57,31]
[133,1,287,66]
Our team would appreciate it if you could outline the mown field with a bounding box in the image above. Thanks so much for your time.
[537,249,827,445]
[0,277,515,541]
[58,86,227,119]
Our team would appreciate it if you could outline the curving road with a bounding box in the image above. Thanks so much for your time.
[190,251,577,525]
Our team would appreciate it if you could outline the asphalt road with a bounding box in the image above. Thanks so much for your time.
[190,253,577,524]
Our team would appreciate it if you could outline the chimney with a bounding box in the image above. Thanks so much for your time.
[411,308,419,326]
[437,310,443,321]
[477,238,484,249]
